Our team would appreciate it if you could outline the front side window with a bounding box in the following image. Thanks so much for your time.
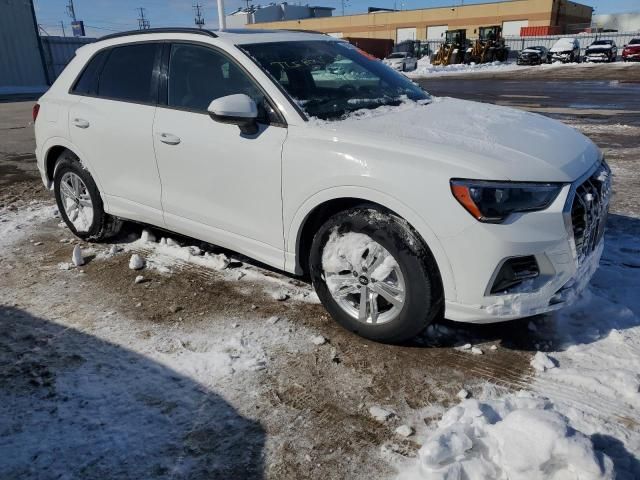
[97,43,158,103]
[167,43,277,123]
[241,41,430,120]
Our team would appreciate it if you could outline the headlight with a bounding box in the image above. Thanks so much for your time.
[450,179,563,223]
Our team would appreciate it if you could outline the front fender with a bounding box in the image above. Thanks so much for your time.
[285,186,457,302]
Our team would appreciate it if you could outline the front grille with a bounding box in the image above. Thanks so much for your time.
[570,161,612,264]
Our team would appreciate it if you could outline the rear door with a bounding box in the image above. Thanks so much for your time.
[152,42,288,268]
[68,42,164,226]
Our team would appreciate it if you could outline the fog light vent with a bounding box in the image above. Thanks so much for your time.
[490,256,539,294]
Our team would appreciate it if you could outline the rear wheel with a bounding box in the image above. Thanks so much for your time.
[309,207,443,343]
[53,151,122,241]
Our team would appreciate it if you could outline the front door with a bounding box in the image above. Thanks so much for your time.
[152,43,288,268]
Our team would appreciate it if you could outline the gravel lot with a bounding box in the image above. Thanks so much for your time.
[1,63,639,479]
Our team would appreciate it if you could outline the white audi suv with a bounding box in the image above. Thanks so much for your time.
[34,28,611,343]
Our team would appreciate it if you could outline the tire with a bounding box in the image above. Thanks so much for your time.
[309,207,443,343]
[53,150,122,241]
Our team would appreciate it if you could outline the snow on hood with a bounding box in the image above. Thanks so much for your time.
[521,48,544,54]
[588,44,613,50]
[550,39,577,52]
[326,98,599,182]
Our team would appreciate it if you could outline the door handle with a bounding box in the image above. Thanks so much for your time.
[158,132,181,145]
[72,118,90,129]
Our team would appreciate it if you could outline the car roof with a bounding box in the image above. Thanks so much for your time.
[93,27,333,47]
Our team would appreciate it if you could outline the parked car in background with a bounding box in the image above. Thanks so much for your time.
[382,52,418,72]
[549,38,581,63]
[34,28,610,343]
[585,39,617,62]
[516,46,549,65]
[622,38,640,62]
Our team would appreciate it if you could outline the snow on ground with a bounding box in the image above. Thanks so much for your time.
[119,230,319,304]
[394,225,640,479]
[0,202,58,249]
[407,56,640,78]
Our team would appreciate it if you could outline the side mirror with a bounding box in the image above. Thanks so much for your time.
[208,94,259,135]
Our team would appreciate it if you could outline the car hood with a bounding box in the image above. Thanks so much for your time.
[385,58,405,63]
[550,40,576,52]
[327,98,599,182]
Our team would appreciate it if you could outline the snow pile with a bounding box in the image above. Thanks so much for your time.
[398,392,613,480]
[530,352,556,372]
[407,59,521,78]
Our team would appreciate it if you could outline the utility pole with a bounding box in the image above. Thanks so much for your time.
[66,0,77,22]
[341,0,348,16]
[60,20,66,37]
[193,3,205,29]
[216,0,226,31]
[137,7,150,30]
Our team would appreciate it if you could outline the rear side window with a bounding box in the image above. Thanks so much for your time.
[97,44,158,103]
[72,50,108,95]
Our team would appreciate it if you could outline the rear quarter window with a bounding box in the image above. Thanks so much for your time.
[71,50,108,95]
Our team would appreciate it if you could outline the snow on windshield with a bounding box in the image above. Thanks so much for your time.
[241,41,430,120]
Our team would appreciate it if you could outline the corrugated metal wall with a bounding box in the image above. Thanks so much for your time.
[0,0,48,93]
[41,36,95,81]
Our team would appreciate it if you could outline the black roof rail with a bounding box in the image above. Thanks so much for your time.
[280,28,329,36]
[98,27,217,42]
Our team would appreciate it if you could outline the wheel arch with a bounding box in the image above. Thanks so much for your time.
[287,187,456,300]
[42,138,110,213]
[42,138,103,190]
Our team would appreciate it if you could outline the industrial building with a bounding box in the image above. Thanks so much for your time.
[226,2,334,29]
[0,0,49,95]
[247,0,594,42]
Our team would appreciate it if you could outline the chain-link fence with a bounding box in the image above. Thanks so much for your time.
[422,31,639,60]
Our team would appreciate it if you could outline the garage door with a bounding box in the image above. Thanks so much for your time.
[396,27,416,43]
[426,25,448,40]
[502,20,529,37]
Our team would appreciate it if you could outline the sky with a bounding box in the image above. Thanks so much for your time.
[33,0,639,38]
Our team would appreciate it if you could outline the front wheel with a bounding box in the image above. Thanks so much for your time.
[54,151,122,241]
[309,208,443,343]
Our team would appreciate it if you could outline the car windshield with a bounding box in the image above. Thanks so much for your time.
[525,46,544,52]
[630,39,640,45]
[240,40,430,120]
[387,53,406,59]
[592,40,611,45]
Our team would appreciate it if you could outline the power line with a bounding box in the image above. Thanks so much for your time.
[193,3,205,29]
[137,7,150,30]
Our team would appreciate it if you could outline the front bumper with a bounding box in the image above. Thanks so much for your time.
[585,53,612,62]
[444,160,611,323]
[550,52,574,62]
[517,56,542,65]
[623,53,640,61]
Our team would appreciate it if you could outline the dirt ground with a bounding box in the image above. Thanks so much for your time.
[1,63,638,479]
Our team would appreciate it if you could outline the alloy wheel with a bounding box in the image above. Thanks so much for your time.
[60,171,94,232]
[323,233,406,325]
